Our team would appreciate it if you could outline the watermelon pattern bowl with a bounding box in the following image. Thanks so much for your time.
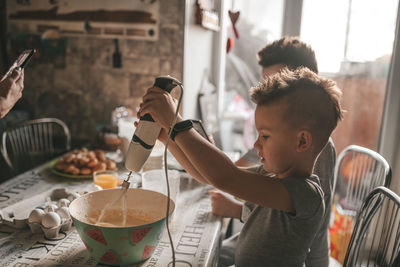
[69,188,175,266]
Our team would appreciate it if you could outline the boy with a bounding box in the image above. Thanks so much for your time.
[138,67,343,266]
[212,36,337,267]
[236,36,320,167]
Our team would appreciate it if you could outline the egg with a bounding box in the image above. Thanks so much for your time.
[67,192,81,202]
[41,212,61,228]
[44,204,58,213]
[28,209,45,223]
[57,198,70,207]
[56,207,71,221]
[93,184,102,191]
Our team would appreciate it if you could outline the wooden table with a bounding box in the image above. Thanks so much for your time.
[0,159,223,266]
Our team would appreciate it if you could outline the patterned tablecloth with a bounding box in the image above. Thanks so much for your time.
[0,159,222,267]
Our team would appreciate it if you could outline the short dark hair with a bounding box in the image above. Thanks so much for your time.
[257,37,318,74]
[251,67,343,153]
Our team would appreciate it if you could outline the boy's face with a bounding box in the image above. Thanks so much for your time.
[253,102,299,178]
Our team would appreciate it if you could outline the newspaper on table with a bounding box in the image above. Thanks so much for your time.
[0,164,222,267]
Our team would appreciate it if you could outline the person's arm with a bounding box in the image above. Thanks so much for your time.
[208,189,243,219]
[161,130,209,184]
[136,103,208,183]
[0,69,24,118]
[139,87,294,212]
[235,148,260,167]
[174,128,293,212]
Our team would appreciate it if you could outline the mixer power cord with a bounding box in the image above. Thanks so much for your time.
[164,81,192,267]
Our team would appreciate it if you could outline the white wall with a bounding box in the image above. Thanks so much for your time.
[182,0,216,119]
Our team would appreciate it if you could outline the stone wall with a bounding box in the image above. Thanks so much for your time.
[15,0,184,143]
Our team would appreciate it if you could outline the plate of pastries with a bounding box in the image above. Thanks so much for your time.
[49,148,117,178]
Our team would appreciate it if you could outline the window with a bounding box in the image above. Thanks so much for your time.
[301,0,399,153]
[221,0,284,152]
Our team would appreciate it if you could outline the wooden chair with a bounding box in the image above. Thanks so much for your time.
[330,145,391,263]
[343,186,400,266]
[1,118,70,174]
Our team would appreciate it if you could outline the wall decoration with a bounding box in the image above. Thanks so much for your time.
[7,0,159,40]
[195,0,220,32]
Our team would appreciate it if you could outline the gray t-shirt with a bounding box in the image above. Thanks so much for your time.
[235,166,325,267]
[240,139,336,267]
[306,139,336,267]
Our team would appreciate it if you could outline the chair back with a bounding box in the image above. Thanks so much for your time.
[1,118,70,173]
[330,145,391,263]
[344,186,400,267]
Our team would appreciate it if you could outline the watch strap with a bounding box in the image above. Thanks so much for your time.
[171,120,193,141]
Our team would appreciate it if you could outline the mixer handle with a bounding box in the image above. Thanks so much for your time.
[141,75,181,122]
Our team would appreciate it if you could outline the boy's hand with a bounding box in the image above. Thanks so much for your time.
[158,128,169,143]
[133,120,169,143]
[208,189,243,219]
[138,86,182,130]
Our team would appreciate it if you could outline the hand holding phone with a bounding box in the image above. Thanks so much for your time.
[3,49,35,79]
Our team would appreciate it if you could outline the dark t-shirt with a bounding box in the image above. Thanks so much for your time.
[235,166,325,267]
[240,139,336,267]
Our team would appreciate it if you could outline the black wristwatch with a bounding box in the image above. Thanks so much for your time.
[170,120,194,141]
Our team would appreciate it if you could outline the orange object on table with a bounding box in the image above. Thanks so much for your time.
[94,173,118,189]
[329,204,354,264]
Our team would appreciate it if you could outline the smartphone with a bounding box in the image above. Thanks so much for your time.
[192,119,212,143]
[3,49,36,78]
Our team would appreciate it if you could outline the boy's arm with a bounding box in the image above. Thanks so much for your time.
[138,117,208,184]
[161,135,209,184]
[235,157,256,167]
[165,133,244,218]
[139,86,294,212]
[208,189,243,219]
[235,148,259,167]
[174,128,294,212]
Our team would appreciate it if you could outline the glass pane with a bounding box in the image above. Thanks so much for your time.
[346,0,398,62]
[301,0,398,155]
[221,0,284,152]
[228,0,284,80]
[301,0,349,73]
[301,0,399,264]
[234,0,283,41]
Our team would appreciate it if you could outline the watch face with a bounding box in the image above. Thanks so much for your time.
[176,120,193,131]
[171,120,196,141]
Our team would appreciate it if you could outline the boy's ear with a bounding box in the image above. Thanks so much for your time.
[296,130,312,152]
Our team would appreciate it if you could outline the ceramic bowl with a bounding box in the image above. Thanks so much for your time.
[69,188,174,266]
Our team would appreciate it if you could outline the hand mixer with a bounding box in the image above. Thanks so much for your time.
[121,75,188,267]
[122,75,182,189]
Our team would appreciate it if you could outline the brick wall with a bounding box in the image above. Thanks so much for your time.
[15,0,184,142]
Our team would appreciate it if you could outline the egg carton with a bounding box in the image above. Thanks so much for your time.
[28,219,73,238]
[0,188,81,233]
[27,203,74,238]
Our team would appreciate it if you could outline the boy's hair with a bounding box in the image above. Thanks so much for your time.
[257,37,319,74]
[251,67,343,153]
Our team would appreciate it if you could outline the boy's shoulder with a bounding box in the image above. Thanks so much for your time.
[281,174,324,219]
[245,165,322,185]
